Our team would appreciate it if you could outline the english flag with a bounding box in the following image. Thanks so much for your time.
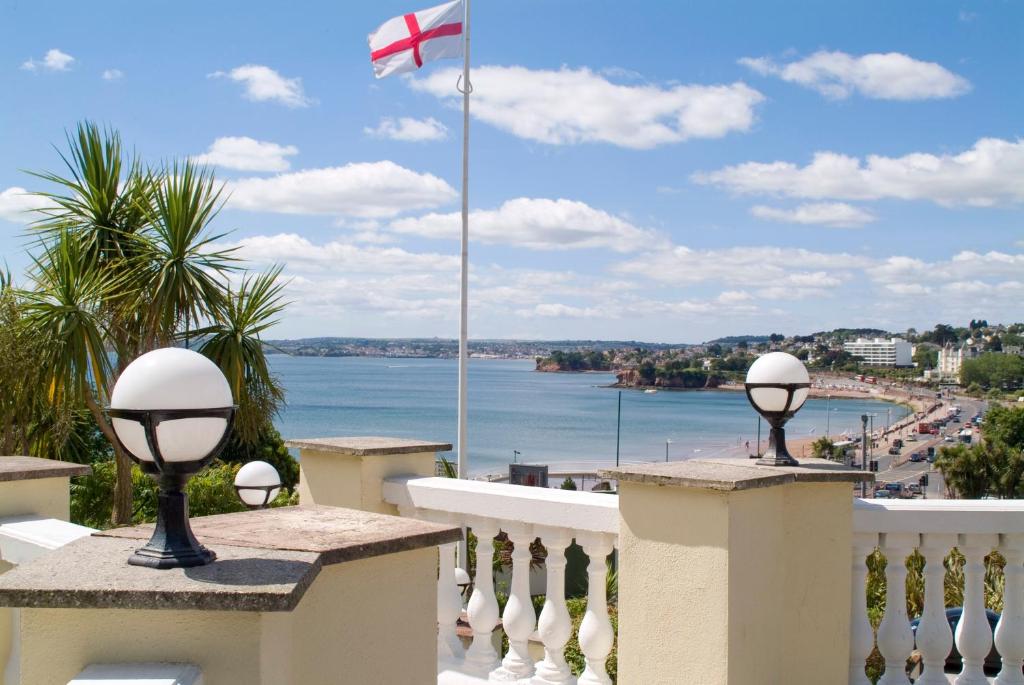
[368,0,464,79]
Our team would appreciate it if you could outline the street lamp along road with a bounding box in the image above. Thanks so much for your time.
[744,352,811,467]
[108,347,236,569]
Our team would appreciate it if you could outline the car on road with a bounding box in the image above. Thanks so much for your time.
[944,435,955,442]
[888,446,900,456]
[873,489,890,498]
[907,483,921,495]
[910,453,924,462]
[905,434,918,442]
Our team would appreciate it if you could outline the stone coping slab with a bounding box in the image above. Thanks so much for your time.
[601,457,873,492]
[0,456,90,483]
[0,506,460,612]
[285,436,452,456]
[97,505,461,565]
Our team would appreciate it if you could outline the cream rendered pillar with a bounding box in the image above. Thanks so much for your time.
[286,437,452,514]
[604,457,870,685]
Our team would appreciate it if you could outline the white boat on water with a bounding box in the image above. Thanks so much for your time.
[644,389,658,394]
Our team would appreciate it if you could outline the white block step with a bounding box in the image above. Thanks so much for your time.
[0,516,95,565]
[69,663,203,685]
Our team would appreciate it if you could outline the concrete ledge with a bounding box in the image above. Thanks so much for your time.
[0,456,90,482]
[284,436,452,456]
[0,506,460,612]
[602,457,872,491]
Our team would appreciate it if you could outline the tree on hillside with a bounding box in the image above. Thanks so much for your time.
[810,436,845,462]
[18,122,288,525]
[961,353,1024,389]
[913,347,938,370]
[983,405,1024,451]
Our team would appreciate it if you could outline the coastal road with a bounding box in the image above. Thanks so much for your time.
[863,396,986,499]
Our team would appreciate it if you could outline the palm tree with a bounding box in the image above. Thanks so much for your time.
[197,268,288,444]
[19,122,279,525]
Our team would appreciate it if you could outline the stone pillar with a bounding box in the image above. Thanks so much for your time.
[0,457,90,521]
[286,437,451,514]
[602,457,871,685]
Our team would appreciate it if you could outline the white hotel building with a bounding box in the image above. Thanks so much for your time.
[843,337,913,367]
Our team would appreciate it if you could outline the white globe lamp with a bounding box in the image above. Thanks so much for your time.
[744,352,810,466]
[234,461,282,509]
[108,347,236,568]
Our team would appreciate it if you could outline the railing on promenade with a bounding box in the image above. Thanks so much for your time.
[851,499,1024,684]
[383,476,619,684]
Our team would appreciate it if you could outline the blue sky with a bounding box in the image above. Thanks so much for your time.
[1,0,1022,342]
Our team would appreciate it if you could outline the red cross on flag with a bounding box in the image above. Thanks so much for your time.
[368,0,464,79]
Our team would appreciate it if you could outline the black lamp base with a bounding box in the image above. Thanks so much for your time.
[128,478,216,569]
[755,425,799,467]
[129,544,216,569]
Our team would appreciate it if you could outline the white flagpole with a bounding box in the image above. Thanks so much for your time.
[456,0,471,568]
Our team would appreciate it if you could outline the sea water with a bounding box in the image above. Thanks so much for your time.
[270,356,910,476]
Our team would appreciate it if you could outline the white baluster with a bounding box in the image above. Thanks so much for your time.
[955,534,998,685]
[464,518,501,676]
[534,527,575,685]
[577,533,614,685]
[916,533,957,685]
[438,540,466,665]
[995,534,1024,685]
[877,532,917,685]
[494,523,538,680]
[850,533,878,685]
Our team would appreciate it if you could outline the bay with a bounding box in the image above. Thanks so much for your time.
[270,356,911,476]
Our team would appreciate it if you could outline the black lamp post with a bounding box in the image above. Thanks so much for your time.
[108,348,236,569]
[744,352,811,467]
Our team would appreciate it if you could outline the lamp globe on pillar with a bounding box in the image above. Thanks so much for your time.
[744,352,810,467]
[234,461,281,509]
[108,348,235,569]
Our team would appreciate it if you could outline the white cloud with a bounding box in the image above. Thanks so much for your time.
[224,161,457,218]
[193,136,298,172]
[0,187,51,222]
[749,202,875,227]
[694,137,1024,207]
[739,51,970,100]
[410,65,763,149]
[869,250,1024,286]
[521,303,609,319]
[389,197,661,252]
[211,65,312,108]
[21,48,75,72]
[227,233,458,274]
[365,117,448,142]
[102,69,123,81]
[614,244,867,290]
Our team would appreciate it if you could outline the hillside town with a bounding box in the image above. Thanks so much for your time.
[536,320,1024,396]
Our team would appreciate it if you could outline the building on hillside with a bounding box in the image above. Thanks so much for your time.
[932,341,982,380]
[843,337,913,367]
[1005,344,1024,357]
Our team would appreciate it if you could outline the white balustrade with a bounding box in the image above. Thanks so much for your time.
[916,533,956,685]
[534,528,574,685]
[383,476,618,684]
[877,533,916,685]
[849,532,877,685]
[853,499,1024,685]
[576,533,615,685]
[465,516,502,677]
[956,534,998,685]
[995,534,1024,685]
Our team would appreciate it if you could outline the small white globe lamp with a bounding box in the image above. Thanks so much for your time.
[744,352,810,467]
[234,461,281,509]
[108,347,235,569]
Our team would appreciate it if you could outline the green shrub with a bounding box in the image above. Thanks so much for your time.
[70,459,271,529]
[219,426,299,491]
